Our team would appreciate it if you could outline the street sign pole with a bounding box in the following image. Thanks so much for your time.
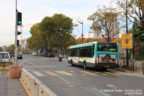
[126,0,129,67]
[14,0,18,65]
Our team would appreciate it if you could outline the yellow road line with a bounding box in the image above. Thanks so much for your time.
[95,72,100,74]
[57,75,74,87]
[0,66,9,70]
[45,71,58,76]
[104,72,119,75]
[19,78,31,96]
[25,66,57,68]
[81,71,97,76]
[58,71,72,76]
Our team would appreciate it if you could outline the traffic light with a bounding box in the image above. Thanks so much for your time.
[17,12,22,25]
[17,31,21,35]
[17,40,19,46]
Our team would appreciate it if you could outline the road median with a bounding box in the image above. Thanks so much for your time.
[20,68,57,96]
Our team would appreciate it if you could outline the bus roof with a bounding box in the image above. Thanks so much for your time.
[69,41,97,49]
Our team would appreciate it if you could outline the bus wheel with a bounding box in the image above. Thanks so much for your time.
[102,68,107,71]
[71,60,74,66]
[83,63,87,69]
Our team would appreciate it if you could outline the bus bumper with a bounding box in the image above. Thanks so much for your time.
[95,63,119,69]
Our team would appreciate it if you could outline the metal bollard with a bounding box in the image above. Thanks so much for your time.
[142,61,144,75]
[132,60,134,72]
[123,60,126,67]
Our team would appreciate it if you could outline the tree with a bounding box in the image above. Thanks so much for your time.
[117,0,144,37]
[117,0,144,59]
[6,44,15,53]
[40,14,73,53]
[28,23,45,51]
[76,38,98,44]
[88,6,124,42]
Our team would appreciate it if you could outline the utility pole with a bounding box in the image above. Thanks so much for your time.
[126,0,129,67]
[14,0,18,65]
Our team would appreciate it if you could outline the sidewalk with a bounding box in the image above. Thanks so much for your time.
[0,70,28,96]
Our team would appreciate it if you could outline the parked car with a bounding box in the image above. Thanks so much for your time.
[32,51,37,56]
[17,53,23,59]
[0,52,11,64]
[10,52,14,57]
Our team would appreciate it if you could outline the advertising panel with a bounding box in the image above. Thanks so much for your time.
[99,54,116,63]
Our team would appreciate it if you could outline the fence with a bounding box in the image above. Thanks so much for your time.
[119,60,144,75]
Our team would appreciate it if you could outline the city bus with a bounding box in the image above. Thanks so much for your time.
[68,42,119,69]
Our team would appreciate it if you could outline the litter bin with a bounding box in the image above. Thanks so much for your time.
[59,56,63,61]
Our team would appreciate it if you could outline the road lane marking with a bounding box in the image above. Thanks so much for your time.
[104,72,119,75]
[80,71,97,76]
[56,71,72,76]
[45,71,58,76]
[0,66,9,70]
[19,78,31,96]
[106,84,117,89]
[24,66,57,68]
[57,75,74,87]
[70,70,74,73]
[95,72,100,74]
[32,71,45,77]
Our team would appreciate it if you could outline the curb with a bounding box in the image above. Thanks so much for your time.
[20,68,57,96]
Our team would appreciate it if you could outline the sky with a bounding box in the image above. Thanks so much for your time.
[0,0,115,46]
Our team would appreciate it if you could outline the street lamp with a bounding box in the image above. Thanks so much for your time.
[78,20,84,44]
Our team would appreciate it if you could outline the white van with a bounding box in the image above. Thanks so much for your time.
[0,52,11,63]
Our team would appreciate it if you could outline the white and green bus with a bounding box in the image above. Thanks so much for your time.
[68,42,119,69]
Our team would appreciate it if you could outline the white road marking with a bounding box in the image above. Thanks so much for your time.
[33,71,45,77]
[24,66,56,68]
[106,84,116,89]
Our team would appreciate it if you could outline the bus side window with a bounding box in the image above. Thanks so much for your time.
[80,48,86,57]
[77,48,80,57]
[70,48,79,57]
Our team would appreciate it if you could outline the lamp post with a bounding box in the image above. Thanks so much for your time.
[78,21,83,43]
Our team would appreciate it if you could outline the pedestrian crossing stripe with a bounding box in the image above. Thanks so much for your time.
[80,71,97,76]
[33,71,45,77]
[45,71,58,76]
[44,70,121,77]
[56,71,72,76]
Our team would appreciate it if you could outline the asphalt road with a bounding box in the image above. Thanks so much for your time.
[19,55,144,96]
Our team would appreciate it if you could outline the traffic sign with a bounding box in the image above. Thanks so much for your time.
[122,33,133,49]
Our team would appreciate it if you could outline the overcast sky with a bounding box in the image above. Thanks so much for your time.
[0,0,115,46]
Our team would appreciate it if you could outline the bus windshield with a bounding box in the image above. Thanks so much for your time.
[97,42,117,52]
